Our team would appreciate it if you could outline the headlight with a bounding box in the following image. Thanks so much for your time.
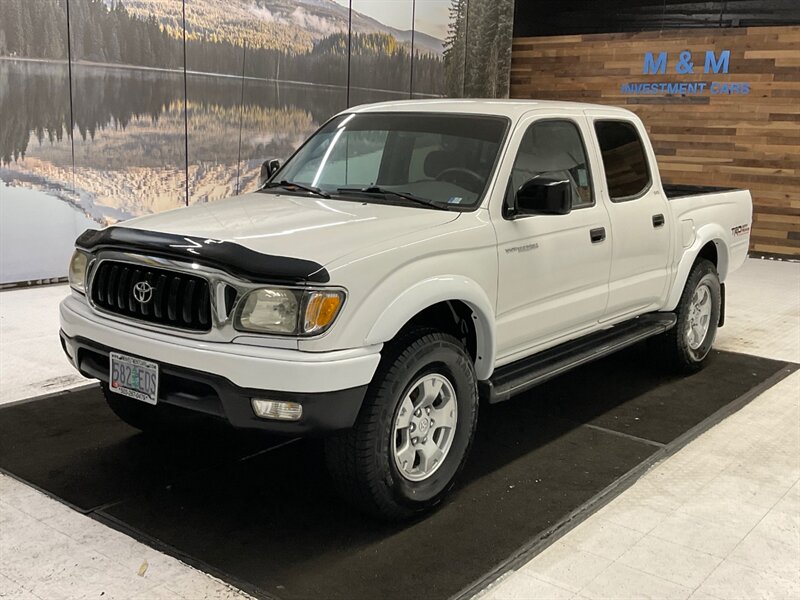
[235,288,345,336]
[68,251,89,293]
[237,288,299,334]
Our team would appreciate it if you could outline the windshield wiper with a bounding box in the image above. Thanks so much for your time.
[263,180,331,199]
[337,186,448,211]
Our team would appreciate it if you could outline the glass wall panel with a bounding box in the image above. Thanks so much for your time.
[185,0,246,204]
[464,0,514,98]
[348,0,414,106]
[68,0,187,225]
[237,1,349,194]
[411,0,449,98]
[0,0,88,283]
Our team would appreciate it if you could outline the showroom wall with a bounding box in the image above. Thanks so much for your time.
[511,1,800,258]
[0,0,514,285]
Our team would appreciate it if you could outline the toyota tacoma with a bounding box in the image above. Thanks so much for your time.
[60,100,753,519]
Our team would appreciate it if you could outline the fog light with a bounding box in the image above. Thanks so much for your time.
[251,398,303,421]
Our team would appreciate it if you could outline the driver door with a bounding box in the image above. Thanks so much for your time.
[492,112,612,364]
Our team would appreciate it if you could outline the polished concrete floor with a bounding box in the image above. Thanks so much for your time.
[480,371,800,600]
[1,257,798,599]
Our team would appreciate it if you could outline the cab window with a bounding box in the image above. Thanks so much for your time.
[278,113,508,209]
[594,120,651,201]
[508,119,594,210]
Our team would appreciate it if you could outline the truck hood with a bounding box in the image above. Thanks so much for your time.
[120,192,460,267]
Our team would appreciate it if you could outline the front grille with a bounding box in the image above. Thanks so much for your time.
[90,260,212,331]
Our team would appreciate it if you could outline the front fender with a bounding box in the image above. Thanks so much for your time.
[364,275,496,380]
[664,223,730,311]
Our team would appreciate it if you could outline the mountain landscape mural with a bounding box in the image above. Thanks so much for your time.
[0,0,514,284]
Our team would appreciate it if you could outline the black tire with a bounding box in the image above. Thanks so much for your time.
[324,329,479,520]
[658,258,721,373]
[101,383,174,433]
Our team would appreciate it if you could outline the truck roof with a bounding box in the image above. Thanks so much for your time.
[344,98,635,120]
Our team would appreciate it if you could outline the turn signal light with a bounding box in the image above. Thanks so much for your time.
[303,291,343,334]
[251,399,303,421]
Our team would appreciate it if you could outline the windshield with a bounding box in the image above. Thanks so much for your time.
[274,112,508,209]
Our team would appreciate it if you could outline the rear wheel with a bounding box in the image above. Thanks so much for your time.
[324,330,478,520]
[658,259,721,373]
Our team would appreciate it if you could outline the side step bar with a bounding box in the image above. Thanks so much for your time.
[480,313,678,404]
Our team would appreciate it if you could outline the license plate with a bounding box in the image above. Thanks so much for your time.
[109,352,159,405]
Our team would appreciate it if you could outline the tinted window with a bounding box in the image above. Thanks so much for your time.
[508,120,593,209]
[594,120,651,201]
[277,113,508,209]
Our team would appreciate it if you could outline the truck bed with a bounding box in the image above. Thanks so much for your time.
[663,184,740,200]
[666,186,752,280]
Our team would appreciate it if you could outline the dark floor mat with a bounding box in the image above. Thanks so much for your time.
[0,387,283,511]
[511,346,787,445]
[0,349,793,600]
[100,420,652,600]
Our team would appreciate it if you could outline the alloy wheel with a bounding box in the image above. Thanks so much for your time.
[391,373,458,482]
[685,282,712,350]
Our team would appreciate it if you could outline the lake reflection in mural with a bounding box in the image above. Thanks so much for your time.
[0,60,349,220]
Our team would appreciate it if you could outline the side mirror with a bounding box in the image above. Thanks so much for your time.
[258,158,281,188]
[513,177,572,217]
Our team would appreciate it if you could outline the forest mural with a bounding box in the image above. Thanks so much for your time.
[0,0,515,284]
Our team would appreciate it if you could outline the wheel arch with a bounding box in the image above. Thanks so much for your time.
[665,224,729,312]
[364,276,496,380]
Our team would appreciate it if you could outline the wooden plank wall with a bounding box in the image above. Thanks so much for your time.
[510,26,800,257]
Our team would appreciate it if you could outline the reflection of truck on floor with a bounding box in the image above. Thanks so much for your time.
[60,100,753,519]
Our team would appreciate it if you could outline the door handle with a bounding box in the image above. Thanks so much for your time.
[652,213,665,228]
[590,227,606,243]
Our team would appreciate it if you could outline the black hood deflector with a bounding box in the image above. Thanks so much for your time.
[76,227,330,285]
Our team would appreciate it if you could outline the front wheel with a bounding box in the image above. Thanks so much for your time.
[324,330,479,520]
[657,258,721,373]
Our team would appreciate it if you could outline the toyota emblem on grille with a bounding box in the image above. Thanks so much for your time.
[133,281,154,304]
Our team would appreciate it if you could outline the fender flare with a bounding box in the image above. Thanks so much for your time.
[664,223,729,311]
[364,275,496,380]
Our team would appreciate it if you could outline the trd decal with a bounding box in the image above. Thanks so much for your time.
[731,224,750,237]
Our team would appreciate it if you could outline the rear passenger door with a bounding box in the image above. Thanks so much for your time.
[585,112,672,320]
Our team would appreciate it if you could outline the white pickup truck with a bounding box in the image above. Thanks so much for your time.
[60,99,752,519]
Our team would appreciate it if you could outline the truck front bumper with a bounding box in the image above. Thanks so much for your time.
[59,296,381,434]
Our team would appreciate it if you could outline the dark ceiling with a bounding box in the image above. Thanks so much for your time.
[513,0,800,37]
